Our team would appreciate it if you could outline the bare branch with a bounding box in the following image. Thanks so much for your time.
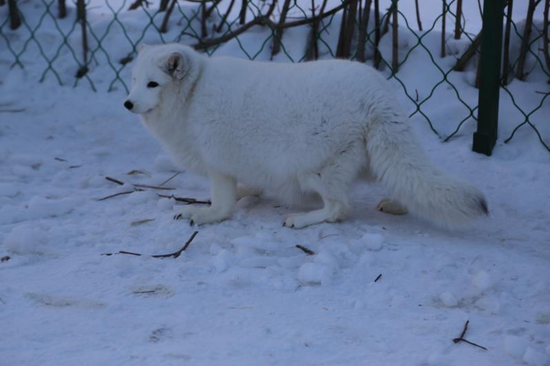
[7,0,21,30]
[356,0,373,62]
[271,0,293,58]
[543,0,550,77]
[128,0,151,10]
[454,32,481,71]
[502,0,514,85]
[373,0,382,68]
[391,0,398,72]
[517,0,542,80]
[160,0,178,33]
[454,0,463,39]
[415,0,422,31]
[441,0,446,58]
[195,0,353,50]
[216,0,236,32]
[58,0,67,18]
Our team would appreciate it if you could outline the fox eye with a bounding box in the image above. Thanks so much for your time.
[147,81,159,88]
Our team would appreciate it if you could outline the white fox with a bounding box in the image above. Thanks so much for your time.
[124,43,488,229]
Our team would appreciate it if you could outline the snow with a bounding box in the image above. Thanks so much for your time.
[1,1,550,365]
[524,347,550,366]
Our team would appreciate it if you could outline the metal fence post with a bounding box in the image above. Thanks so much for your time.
[473,0,505,156]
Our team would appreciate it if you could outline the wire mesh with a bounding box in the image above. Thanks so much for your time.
[0,0,548,152]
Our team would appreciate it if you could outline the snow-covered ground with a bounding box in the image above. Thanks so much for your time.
[1,1,549,365]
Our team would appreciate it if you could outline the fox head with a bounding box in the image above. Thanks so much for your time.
[124,44,193,114]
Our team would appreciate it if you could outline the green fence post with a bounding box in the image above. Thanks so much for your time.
[473,0,505,156]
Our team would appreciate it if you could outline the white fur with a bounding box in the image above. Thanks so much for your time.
[124,43,488,229]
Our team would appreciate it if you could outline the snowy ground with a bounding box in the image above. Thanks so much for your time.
[1,1,550,365]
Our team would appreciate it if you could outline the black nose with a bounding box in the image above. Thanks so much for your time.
[124,100,134,110]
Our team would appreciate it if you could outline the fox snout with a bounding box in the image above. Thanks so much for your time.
[124,100,134,111]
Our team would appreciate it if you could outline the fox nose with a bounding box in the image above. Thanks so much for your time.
[124,100,134,110]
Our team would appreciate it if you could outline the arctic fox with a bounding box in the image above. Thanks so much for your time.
[124,43,488,229]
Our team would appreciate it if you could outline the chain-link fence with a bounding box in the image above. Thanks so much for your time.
[1,0,548,154]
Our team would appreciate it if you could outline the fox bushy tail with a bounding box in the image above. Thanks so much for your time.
[366,110,488,229]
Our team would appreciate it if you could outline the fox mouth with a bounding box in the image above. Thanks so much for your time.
[131,106,155,115]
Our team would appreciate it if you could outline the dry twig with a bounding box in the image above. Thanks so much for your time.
[159,172,181,186]
[98,189,143,201]
[157,194,211,205]
[296,244,315,255]
[133,184,175,190]
[102,231,199,259]
[106,176,124,186]
[452,320,488,351]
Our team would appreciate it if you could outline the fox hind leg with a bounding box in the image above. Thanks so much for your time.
[283,145,363,229]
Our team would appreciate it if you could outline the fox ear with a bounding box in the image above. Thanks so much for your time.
[165,52,187,79]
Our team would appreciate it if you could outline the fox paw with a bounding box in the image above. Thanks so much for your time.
[173,206,231,226]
